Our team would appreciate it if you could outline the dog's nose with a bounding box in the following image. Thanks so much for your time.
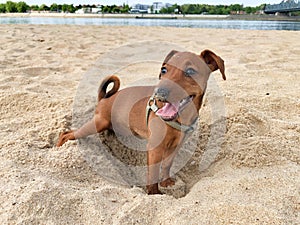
[154,87,169,101]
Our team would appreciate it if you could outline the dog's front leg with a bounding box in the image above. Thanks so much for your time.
[160,133,184,187]
[146,146,163,194]
[160,146,178,188]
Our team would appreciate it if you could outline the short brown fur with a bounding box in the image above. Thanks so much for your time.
[57,50,225,194]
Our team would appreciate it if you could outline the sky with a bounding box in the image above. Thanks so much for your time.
[0,1,282,7]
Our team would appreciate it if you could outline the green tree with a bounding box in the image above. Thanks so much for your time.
[112,5,120,13]
[259,4,266,11]
[50,3,58,12]
[160,4,180,14]
[57,4,62,11]
[208,5,217,14]
[160,7,168,14]
[0,3,6,13]
[30,5,39,11]
[180,4,187,14]
[67,4,76,13]
[102,5,119,13]
[6,1,17,12]
[61,4,68,12]
[76,4,83,11]
[187,4,197,14]
[102,5,108,13]
[215,5,229,15]
[244,6,251,14]
[16,1,29,13]
[39,4,49,11]
[229,4,243,12]
[120,4,130,13]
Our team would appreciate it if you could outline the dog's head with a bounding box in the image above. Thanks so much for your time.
[153,50,225,122]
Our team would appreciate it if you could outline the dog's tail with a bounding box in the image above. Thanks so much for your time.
[98,75,120,102]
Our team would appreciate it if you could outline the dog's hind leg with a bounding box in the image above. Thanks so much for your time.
[56,114,109,147]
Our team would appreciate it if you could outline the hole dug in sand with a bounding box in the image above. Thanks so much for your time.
[98,120,214,198]
[99,130,187,198]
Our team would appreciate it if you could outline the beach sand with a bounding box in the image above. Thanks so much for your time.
[0,24,299,224]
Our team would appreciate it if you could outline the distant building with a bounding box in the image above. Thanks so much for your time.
[152,2,172,13]
[130,2,173,14]
[130,4,150,13]
[152,2,164,13]
[152,2,173,13]
[75,6,101,14]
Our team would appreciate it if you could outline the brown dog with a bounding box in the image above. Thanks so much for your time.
[57,49,225,194]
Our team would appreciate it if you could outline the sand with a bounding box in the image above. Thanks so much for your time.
[0,24,299,224]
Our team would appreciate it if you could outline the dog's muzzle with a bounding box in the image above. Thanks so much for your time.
[151,86,194,121]
[153,87,169,102]
[145,92,198,134]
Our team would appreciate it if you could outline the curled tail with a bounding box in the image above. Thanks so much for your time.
[98,75,120,102]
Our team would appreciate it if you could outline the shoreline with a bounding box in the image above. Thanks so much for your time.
[1,12,300,22]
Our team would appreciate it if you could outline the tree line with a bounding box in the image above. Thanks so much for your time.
[0,1,131,13]
[0,1,266,15]
[0,1,86,13]
[161,4,266,15]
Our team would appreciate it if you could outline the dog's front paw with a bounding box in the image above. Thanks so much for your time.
[147,184,162,195]
[56,131,75,147]
[160,178,175,187]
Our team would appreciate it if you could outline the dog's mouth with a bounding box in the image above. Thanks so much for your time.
[155,95,194,121]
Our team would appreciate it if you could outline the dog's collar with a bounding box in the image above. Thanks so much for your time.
[146,95,198,134]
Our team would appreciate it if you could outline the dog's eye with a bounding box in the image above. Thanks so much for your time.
[185,68,196,76]
[161,67,168,75]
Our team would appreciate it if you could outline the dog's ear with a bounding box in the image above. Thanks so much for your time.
[163,50,178,65]
[159,50,178,79]
[200,50,226,80]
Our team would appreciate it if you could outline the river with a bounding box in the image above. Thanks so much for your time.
[1,16,300,31]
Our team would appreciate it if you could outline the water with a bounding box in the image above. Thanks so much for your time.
[1,16,300,31]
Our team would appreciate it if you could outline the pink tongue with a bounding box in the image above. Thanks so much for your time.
[156,102,179,118]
